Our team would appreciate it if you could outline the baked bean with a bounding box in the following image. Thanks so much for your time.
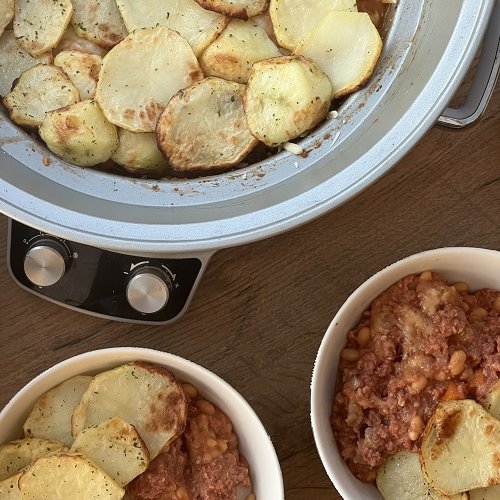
[448,350,466,376]
[408,415,423,441]
[411,376,427,394]
[357,327,371,345]
[175,487,190,500]
[246,494,256,500]
[182,383,198,398]
[341,348,360,361]
[419,270,432,281]
[207,437,218,447]
[197,400,216,415]
[470,307,488,321]
[433,370,447,382]
[452,282,468,294]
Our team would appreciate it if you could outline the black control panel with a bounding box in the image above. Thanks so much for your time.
[8,220,203,323]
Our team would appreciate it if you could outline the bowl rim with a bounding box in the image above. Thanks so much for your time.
[0,346,284,500]
[310,246,500,499]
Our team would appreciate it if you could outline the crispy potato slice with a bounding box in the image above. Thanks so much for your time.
[0,438,66,481]
[194,0,268,19]
[269,0,357,50]
[115,0,228,57]
[13,0,73,56]
[2,64,79,128]
[112,129,169,176]
[157,77,258,174]
[376,451,466,500]
[0,30,52,97]
[244,55,332,146]
[72,362,187,460]
[70,416,149,487]
[485,380,500,420]
[23,375,92,447]
[0,0,14,39]
[54,51,102,100]
[0,471,22,499]
[469,485,500,500]
[294,11,382,98]
[39,100,119,167]
[18,453,124,499]
[71,0,127,49]
[96,27,203,132]
[55,25,108,57]
[420,400,500,495]
[200,19,281,83]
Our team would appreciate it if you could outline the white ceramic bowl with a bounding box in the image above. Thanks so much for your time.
[311,247,500,499]
[0,347,284,500]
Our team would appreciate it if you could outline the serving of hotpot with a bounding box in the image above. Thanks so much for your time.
[0,0,499,324]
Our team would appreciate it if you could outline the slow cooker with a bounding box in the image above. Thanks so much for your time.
[1,0,499,323]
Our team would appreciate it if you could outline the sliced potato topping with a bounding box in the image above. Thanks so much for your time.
[269,0,357,50]
[71,0,127,49]
[23,375,92,447]
[469,485,500,500]
[39,100,119,167]
[18,453,124,499]
[71,362,187,460]
[200,18,281,83]
[376,450,466,500]
[0,0,14,39]
[0,471,22,499]
[420,400,500,496]
[194,0,269,19]
[112,129,169,176]
[115,0,228,57]
[55,25,108,57]
[0,30,52,97]
[0,438,66,481]
[13,0,73,56]
[294,11,382,98]
[244,55,332,146]
[96,27,203,132]
[2,64,80,128]
[54,51,102,100]
[70,416,149,487]
[485,380,500,420]
[157,77,258,174]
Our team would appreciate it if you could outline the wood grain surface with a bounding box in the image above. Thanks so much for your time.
[0,86,498,498]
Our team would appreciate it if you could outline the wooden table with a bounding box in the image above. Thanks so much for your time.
[0,84,498,498]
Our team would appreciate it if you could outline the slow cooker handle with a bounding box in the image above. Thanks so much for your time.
[438,0,499,128]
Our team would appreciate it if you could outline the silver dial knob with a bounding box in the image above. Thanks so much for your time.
[24,241,69,287]
[126,268,171,314]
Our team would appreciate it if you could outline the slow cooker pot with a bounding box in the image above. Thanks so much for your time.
[0,0,498,322]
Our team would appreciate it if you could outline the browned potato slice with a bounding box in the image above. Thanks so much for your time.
[18,453,124,499]
[13,0,73,56]
[2,64,79,128]
[469,485,500,500]
[194,0,268,19]
[0,471,22,499]
[55,25,108,57]
[0,30,52,97]
[200,19,281,83]
[420,400,500,495]
[71,362,187,460]
[244,55,332,146]
[39,100,119,167]
[70,417,149,487]
[0,0,14,39]
[23,375,92,447]
[0,438,66,481]
[96,27,203,133]
[376,450,467,500]
[270,0,357,50]
[54,51,102,100]
[71,0,127,49]
[294,11,382,98]
[115,0,228,57]
[112,129,169,176]
[157,77,258,174]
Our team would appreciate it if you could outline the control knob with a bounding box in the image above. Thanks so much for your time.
[126,266,172,314]
[23,238,71,287]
